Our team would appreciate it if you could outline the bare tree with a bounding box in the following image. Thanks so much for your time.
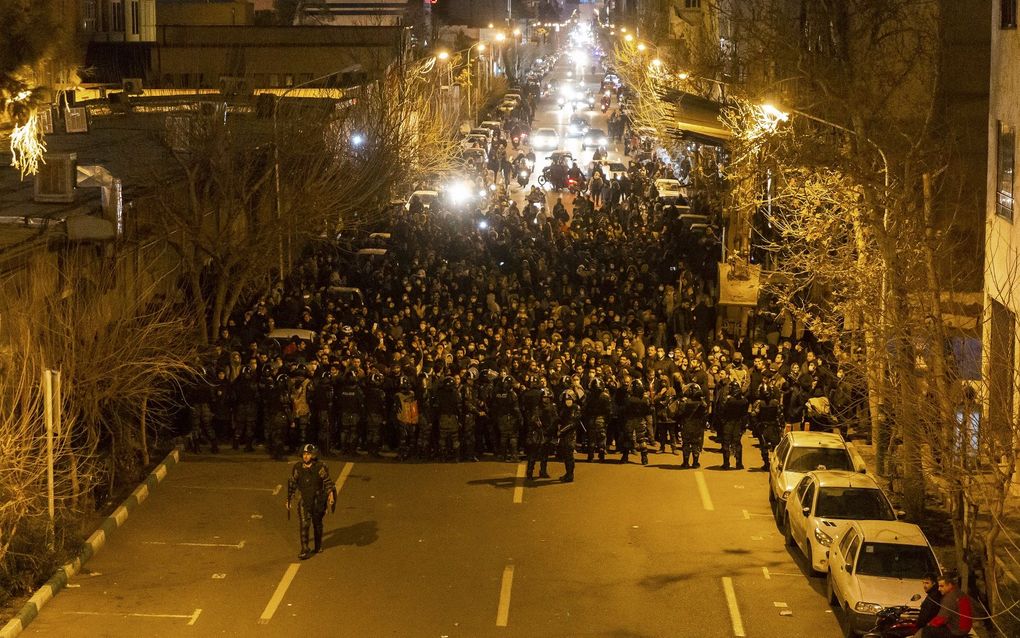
[155,58,460,343]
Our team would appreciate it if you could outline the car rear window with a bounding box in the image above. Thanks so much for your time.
[785,447,852,472]
[855,543,937,579]
[814,488,895,520]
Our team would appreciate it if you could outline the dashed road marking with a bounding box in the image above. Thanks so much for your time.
[762,567,771,579]
[142,540,245,549]
[335,462,354,495]
[171,485,278,493]
[694,471,715,511]
[258,563,301,625]
[513,463,525,504]
[62,609,202,625]
[496,565,515,627]
[272,484,282,496]
[721,577,746,637]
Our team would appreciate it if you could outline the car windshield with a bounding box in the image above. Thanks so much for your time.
[785,447,852,472]
[609,163,625,171]
[854,542,937,579]
[814,488,895,520]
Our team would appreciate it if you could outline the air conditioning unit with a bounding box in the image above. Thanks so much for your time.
[65,107,89,133]
[34,153,78,203]
[219,76,252,97]
[37,106,54,134]
[122,78,144,95]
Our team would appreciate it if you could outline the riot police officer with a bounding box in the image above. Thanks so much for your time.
[435,376,463,461]
[557,389,581,482]
[752,381,783,470]
[719,380,750,470]
[393,376,421,461]
[490,375,522,462]
[232,365,259,452]
[286,443,334,560]
[679,383,708,468]
[621,379,652,465]
[363,372,387,456]
[310,366,335,455]
[583,377,612,462]
[266,373,292,460]
[335,370,364,454]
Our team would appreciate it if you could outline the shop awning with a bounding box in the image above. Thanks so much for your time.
[657,88,732,147]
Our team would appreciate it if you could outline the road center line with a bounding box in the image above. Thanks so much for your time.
[721,577,746,637]
[258,563,301,625]
[762,566,771,580]
[694,471,715,511]
[496,565,515,627]
[334,462,354,496]
[513,463,525,504]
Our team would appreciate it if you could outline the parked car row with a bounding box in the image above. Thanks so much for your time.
[767,431,945,637]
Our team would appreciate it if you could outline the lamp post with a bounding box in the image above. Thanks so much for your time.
[273,69,349,281]
[466,42,487,124]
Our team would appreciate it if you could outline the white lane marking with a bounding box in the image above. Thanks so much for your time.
[742,509,750,520]
[142,540,245,549]
[721,577,746,637]
[272,484,282,496]
[751,536,764,541]
[694,471,715,511]
[496,565,515,627]
[762,567,771,580]
[170,485,278,493]
[258,563,301,625]
[513,463,525,504]
[334,462,354,496]
[63,610,202,624]
[774,602,788,608]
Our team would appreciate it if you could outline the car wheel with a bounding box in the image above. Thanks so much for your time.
[537,175,547,186]
[783,515,795,547]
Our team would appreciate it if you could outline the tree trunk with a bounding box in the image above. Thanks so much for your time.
[140,394,149,467]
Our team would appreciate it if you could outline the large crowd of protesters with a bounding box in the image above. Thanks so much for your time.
[184,101,863,478]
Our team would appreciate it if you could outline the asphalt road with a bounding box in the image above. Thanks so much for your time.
[22,434,845,637]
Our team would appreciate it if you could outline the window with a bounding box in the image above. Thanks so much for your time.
[845,535,861,570]
[112,0,124,31]
[130,0,139,35]
[801,482,816,511]
[998,121,1015,220]
[838,529,857,556]
[684,0,702,8]
[1003,0,1017,28]
[82,0,97,31]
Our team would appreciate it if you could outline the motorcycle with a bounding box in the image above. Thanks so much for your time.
[862,600,922,638]
[517,168,530,187]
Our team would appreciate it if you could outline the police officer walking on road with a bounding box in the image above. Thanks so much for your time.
[557,389,580,482]
[286,443,335,560]
[679,383,707,468]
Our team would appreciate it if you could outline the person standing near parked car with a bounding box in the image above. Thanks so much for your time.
[920,570,973,638]
[914,572,943,633]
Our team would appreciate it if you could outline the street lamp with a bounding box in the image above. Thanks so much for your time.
[624,33,634,42]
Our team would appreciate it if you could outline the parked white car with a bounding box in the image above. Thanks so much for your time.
[783,470,897,575]
[769,431,863,517]
[826,520,940,636]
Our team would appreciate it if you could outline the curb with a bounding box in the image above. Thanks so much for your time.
[0,446,184,638]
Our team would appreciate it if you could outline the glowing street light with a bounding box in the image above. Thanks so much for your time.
[512,28,521,36]
[677,71,690,80]
[436,50,450,61]
[637,42,647,52]
[760,103,790,122]
[624,34,634,42]
[495,32,506,42]
[620,27,628,33]
[650,58,663,68]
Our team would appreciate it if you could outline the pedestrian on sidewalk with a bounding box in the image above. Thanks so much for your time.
[919,570,973,638]
[286,443,335,560]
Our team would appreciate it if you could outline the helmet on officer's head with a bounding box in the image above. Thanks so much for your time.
[561,389,577,404]
[684,383,703,400]
[275,373,289,385]
[301,443,319,458]
[630,379,644,395]
[540,387,554,400]
[369,372,384,386]
[343,369,358,383]
[589,377,603,391]
[443,375,457,388]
